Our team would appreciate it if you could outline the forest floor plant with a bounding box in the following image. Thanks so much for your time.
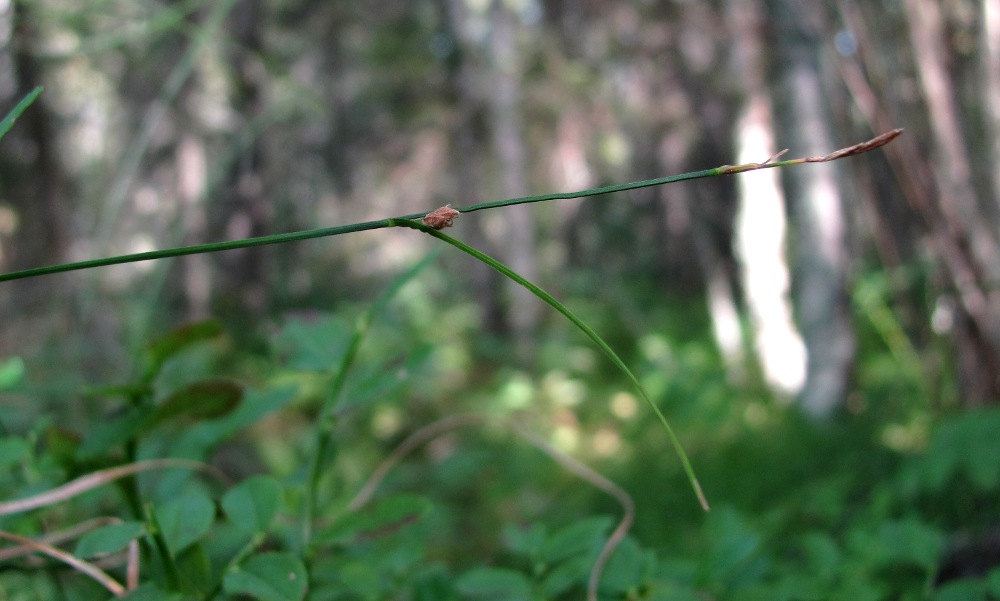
[0,88,904,599]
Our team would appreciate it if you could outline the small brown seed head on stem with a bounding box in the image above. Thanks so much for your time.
[422,205,460,229]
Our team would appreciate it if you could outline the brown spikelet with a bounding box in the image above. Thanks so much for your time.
[422,205,460,229]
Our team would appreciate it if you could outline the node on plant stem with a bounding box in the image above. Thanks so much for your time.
[422,205,460,229]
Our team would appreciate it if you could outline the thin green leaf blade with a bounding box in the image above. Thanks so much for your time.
[392,219,710,511]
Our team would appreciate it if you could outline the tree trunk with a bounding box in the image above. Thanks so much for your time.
[904,0,1000,403]
[211,0,270,324]
[727,0,807,398]
[766,1,854,417]
[485,0,539,356]
[982,0,1000,228]
[0,0,72,356]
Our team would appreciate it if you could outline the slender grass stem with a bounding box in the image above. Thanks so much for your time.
[390,218,710,510]
[0,129,900,283]
[0,86,43,140]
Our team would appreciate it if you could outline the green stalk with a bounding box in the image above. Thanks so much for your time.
[389,218,710,511]
[299,249,441,550]
[0,129,900,284]
[0,86,43,140]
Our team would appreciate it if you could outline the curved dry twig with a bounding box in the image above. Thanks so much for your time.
[0,458,225,516]
[0,517,121,561]
[0,530,126,597]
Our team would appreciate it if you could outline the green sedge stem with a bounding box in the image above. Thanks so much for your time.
[0,128,900,284]
[390,218,710,511]
[0,86,43,140]
[300,249,441,551]
[0,166,729,283]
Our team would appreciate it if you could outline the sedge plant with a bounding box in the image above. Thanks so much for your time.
[0,88,901,511]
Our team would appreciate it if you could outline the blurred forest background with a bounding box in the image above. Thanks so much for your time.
[2,0,1000,599]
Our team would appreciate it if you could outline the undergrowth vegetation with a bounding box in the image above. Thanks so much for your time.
[2,264,1000,600]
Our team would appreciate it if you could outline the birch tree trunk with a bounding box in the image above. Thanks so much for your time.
[766,1,854,417]
[727,0,807,397]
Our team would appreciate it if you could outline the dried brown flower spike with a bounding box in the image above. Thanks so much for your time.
[421,205,460,230]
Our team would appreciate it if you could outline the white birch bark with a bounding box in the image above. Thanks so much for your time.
[727,0,807,397]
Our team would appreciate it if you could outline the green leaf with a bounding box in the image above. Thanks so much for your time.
[144,320,224,381]
[44,427,80,467]
[317,494,431,545]
[154,490,215,553]
[76,521,146,557]
[0,436,31,470]
[0,86,42,141]
[224,552,308,601]
[144,379,243,430]
[273,316,353,371]
[542,516,611,564]
[222,475,283,534]
[502,522,547,560]
[78,406,148,458]
[332,560,382,601]
[120,583,185,601]
[987,566,1000,597]
[455,567,532,600]
[541,556,592,598]
[175,543,213,595]
[932,578,986,601]
[0,356,25,390]
[875,519,944,571]
[598,537,647,594]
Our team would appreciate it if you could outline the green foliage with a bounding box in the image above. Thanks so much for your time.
[2,291,999,600]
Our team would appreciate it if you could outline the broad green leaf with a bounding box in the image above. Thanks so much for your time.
[598,537,646,591]
[77,406,148,458]
[502,522,546,559]
[155,490,215,553]
[0,356,25,389]
[876,519,945,571]
[75,521,146,557]
[44,427,80,467]
[224,552,308,601]
[144,379,243,430]
[0,436,30,470]
[932,578,986,601]
[222,475,283,534]
[455,567,531,600]
[987,567,1000,597]
[317,494,431,545]
[542,516,611,564]
[121,583,184,601]
[273,316,353,371]
[144,320,223,381]
[333,560,381,601]
[175,543,213,594]
[541,556,591,598]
